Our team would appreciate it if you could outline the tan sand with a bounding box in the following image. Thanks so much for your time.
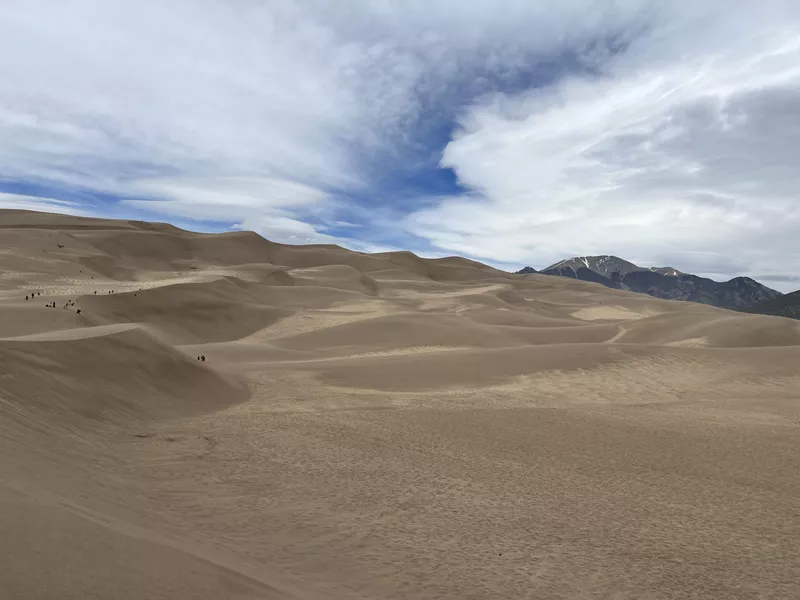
[1,208,799,599]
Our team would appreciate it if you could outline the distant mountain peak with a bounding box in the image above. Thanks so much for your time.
[544,255,643,278]
[522,253,781,310]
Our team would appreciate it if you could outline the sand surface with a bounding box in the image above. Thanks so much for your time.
[1,209,799,599]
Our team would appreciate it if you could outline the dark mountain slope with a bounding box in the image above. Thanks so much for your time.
[741,290,800,320]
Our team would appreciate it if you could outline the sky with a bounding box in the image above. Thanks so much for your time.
[2,1,800,292]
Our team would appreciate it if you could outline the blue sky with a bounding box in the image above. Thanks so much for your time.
[2,1,800,291]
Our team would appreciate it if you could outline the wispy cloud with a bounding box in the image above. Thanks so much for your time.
[0,192,88,216]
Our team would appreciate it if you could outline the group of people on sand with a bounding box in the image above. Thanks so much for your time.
[25,283,140,314]
[27,293,81,314]
[197,355,206,362]
[40,300,81,314]
[23,268,144,315]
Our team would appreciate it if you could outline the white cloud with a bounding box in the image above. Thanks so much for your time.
[0,192,89,216]
[0,1,649,201]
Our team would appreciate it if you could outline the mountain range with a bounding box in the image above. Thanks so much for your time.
[516,255,785,312]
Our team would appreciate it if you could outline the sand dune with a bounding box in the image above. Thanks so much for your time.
[78,277,294,344]
[291,265,380,296]
[617,308,800,348]
[1,209,799,600]
[0,326,246,425]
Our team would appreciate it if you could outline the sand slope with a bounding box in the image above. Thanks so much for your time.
[1,209,799,600]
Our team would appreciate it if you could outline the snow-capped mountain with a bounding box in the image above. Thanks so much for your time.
[544,255,643,278]
[516,255,781,309]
